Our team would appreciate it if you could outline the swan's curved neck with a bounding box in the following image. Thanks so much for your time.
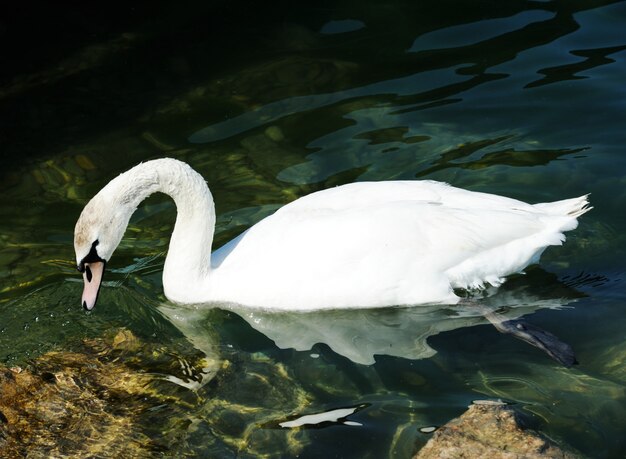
[110,159,215,302]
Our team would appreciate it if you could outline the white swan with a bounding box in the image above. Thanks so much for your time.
[74,158,590,312]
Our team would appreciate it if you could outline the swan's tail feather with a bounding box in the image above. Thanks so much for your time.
[534,194,592,219]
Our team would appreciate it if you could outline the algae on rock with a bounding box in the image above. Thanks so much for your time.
[414,401,581,459]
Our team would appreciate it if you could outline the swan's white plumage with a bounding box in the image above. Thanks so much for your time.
[74,158,590,311]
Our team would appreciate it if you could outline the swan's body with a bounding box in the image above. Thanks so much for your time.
[74,158,590,312]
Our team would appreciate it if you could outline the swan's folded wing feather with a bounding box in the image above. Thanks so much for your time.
[278,180,538,214]
[210,198,555,308]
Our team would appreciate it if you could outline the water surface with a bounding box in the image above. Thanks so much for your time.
[1,1,625,457]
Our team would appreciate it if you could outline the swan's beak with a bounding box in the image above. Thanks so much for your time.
[81,261,105,311]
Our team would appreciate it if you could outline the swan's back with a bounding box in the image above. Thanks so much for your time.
[210,181,590,310]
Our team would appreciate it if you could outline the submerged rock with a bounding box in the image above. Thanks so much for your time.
[0,329,200,457]
[415,401,581,459]
[0,326,313,457]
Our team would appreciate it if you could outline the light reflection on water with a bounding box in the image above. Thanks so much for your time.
[1,0,625,457]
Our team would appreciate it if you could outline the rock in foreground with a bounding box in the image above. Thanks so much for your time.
[0,329,194,457]
[415,401,581,459]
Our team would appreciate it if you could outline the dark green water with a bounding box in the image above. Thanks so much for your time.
[1,1,625,457]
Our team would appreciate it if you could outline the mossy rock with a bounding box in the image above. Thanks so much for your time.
[0,326,313,457]
[414,401,582,459]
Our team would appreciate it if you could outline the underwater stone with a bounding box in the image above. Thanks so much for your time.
[0,329,175,457]
[264,125,285,142]
[414,403,581,459]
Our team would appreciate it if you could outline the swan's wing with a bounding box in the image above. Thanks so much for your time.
[278,180,539,214]
[214,180,550,275]
[211,194,561,308]
[209,181,587,309]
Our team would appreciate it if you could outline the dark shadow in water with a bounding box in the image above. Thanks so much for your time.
[526,44,626,88]
[416,135,588,177]
[383,3,618,109]
[353,127,430,145]
[1,0,620,170]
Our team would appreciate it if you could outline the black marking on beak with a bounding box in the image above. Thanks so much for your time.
[85,265,93,282]
[83,300,89,311]
[78,239,103,272]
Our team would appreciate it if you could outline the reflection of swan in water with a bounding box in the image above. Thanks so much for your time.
[231,304,473,365]
[155,270,584,384]
[225,276,581,366]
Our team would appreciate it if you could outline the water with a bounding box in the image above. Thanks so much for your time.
[1,1,625,457]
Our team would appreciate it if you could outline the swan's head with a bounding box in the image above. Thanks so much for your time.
[74,191,130,311]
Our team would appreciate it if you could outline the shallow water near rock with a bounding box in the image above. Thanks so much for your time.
[1,1,625,457]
